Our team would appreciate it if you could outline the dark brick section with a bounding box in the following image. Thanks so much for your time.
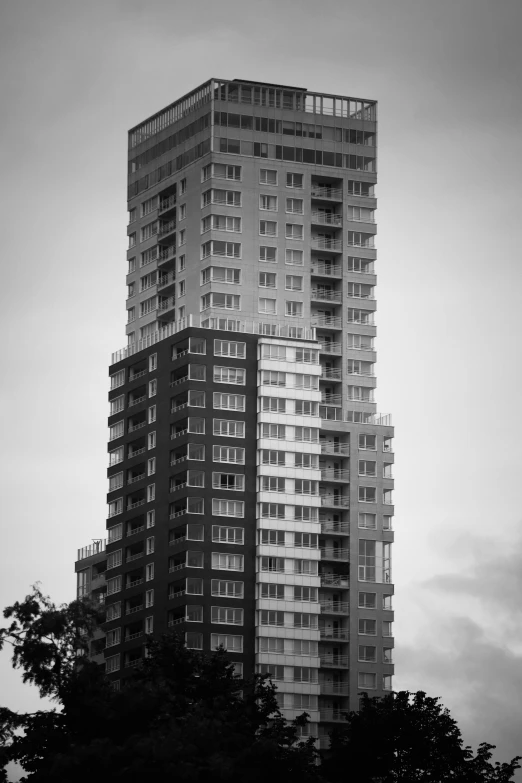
[105,326,260,678]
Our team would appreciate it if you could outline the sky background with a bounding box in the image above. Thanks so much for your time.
[1,0,521,775]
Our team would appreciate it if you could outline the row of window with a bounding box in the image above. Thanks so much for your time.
[213,112,375,146]
[217,138,376,171]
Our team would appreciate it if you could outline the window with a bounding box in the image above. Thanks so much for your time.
[213,419,245,438]
[188,390,206,408]
[286,198,303,214]
[286,172,303,188]
[286,300,303,317]
[261,584,285,599]
[148,405,156,423]
[214,339,246,358]
[186,632,203,650]
[285,223,303,240]
[383,515,393,531]
[141,221,158,242]
[359,486,376,503]
[108,523,123,543]
[145,589,154,607]
[260,194,277,211]
[294,374,318,390]
[108,498,123,517]
[187,470,205,487]
[358,592,377,609]
[148,353,157,372]
[105,654,120,674]
[295,400,318,416]
[259,272,276,289]
[147,484,155,501]
[146,562,154,581]
[110,396,124,416]
[202,188,241,207]
[146,510,155,528]
[186,577,203,595]
[358,644,377,662]
[359,619,377,636]
[212,500,245,518]
[201,266,241,286]
[211,579,244,598]
[358,672,377,690]
[285,275,303,291]
[260,502,285,519]
[260,169,277,185]
[259,220,277,236]
[260,246,277,263]
[261,476,286,493]
[213,366,246,385]
[294,532,318,548]
[147,457,156,475]
[359,540,376,582]
[201,240,241,259]
[260,610,284,626]
[383,620,393,637]
[211,633,243,652]
[212,551,244,570]
[294,452,318,468]
[260,423,286,439]
[212,473,245,492]
[359,513,376,529]
[212,525,244,544]
[127,307,136,323]
[110,370,125,390]
[146,536,154,555]
[178,280,186,297]
[285,249,303,266]
[179,178,187,194]
[213,393,245,411]
[128,233,136,249]
[258,297,276,314]
[107,548,122,569]
[128,257,136,274]
[187,416,205,434]
[348,308,373,325]
[259,637,284,654]
[201,292,240,311]
[262,398,286,413]
[359,460,376,476]
[179,255,186,272]
[293,586,317,602]
[187,443,205,461]
[107,576,122,595]
[211,606,244,625]
[201,214,241,233]
[213,445,245,464]
[106,602,121,621]
[294,559,318,575]
[261,529,285,546]
[261,370,286,386]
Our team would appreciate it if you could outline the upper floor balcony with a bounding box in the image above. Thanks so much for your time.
[320,440,350,455]
[158,194,177,217]
[157,219,176,243]
[311,288,343,303]
[320,600,349,615]
[312,315,342,330]
[311,186,343,202]
[321,521,350,537]
[157,270,176,294]
[311,211,343,227]
[320,367,342,381]
[311,262,342,279]
[311,237,343,254]
[320,468,350,483]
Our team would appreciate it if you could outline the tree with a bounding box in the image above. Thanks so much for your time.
[0,586,322,783]
[322,690,521,783]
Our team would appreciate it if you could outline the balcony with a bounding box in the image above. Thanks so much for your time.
[320,367,342,380]
[157,244,176,269]
[311,289,342,303]
[157,296,176,320]
[128,446,146,459]
[320,441,350,455]
[311,262,342,278]
[320,468,350,482]
[320,494,350,508]
[320,573,349,587]
[157,219,176,242]
[159,194,176,216]
[311,211,343,227]
[318,341,342,355]
[320,627,349,641]
[320,654,349,668]
[311,186,343,201]
[311,238,343,254]
[127,473,145,485]
[321,522,350,536]
[320,547,350,562]
[319,709,347,723]
[320,393,343,407]
[128,421,146,433]
[126,604,144,615]
[158,270,176,293]
[320,601,349,615]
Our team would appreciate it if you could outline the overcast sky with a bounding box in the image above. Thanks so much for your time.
[1,0,521,774]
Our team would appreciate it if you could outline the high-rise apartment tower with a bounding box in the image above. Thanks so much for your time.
[75,78,394,745]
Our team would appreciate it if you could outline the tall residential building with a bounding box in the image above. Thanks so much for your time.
[75,78,394,745]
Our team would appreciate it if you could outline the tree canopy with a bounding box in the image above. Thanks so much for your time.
[0,586,519,782]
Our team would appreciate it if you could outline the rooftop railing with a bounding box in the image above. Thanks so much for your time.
[77,540,107,561]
